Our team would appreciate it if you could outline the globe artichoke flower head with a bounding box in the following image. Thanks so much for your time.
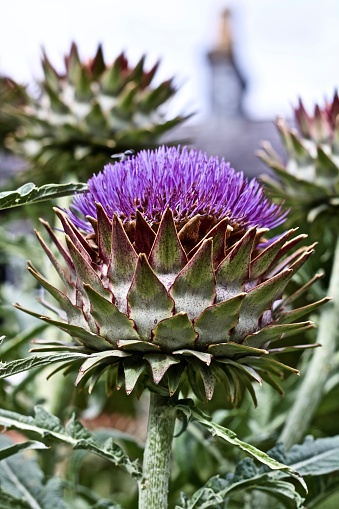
[19,146,326,405]
[258,92,339,229]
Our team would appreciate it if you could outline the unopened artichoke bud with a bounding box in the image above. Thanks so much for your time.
[258,92,339,228]
[17,146,327,405]
[6,42,188,184]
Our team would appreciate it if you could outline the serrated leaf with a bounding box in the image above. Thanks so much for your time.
[0,182,87,210]
[177,404,307,491]
[0,407,141,478]
[170,239,215,320]
[0,440,48,460]
[152,312,197,351]
[272,435,339,477]
[0,489,31,509]
[0,353,87,379]
[0,435,67,509]
[127,254,174,340]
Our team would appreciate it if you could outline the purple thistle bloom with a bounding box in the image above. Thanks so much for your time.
[68,146,287,232]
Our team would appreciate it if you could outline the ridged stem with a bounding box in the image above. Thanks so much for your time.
[138,393,177,509]
[279,234,339,448]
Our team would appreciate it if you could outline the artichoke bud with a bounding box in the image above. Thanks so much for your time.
[258,92,339,227]
[19,147,327,405]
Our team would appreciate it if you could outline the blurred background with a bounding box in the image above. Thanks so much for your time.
[1,0,339,118]
[1,0,339,177]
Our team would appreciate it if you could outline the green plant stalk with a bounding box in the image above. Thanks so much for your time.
[279,234,339,448]
[138,393,177,509]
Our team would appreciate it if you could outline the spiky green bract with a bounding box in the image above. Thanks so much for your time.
[5,43,189,184]
[16,205,326,406]
[258,92,339,232]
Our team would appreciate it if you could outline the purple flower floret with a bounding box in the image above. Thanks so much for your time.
[68,146,287,231]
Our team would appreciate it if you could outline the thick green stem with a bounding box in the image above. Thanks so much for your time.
[138,392,177,509]
[279,235,339,448]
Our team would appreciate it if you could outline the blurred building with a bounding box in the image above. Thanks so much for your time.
[166,9,283,178]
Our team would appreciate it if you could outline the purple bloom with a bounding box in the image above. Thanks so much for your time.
[68,146,287,232]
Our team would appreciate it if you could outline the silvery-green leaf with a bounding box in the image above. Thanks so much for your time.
[128,254,174,340]
[0,353,87,379]
[152,312,197,351]
[194,293,245,347]
[170,239,215,320]
[0,407,141,478]
[179,405,307,492]
[0,440,48,460]
[0,182,87,210]
[0,436,67,509]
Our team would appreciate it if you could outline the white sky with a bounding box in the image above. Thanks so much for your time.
[1,0,339,120]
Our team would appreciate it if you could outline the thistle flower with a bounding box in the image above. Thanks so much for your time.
[17,146,327,405]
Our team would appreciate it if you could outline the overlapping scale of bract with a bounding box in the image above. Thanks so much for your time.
[5,43,188,184]
[17,202,327,406]
[258,92,339,227]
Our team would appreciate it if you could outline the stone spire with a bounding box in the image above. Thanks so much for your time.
[207,9,246,119]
